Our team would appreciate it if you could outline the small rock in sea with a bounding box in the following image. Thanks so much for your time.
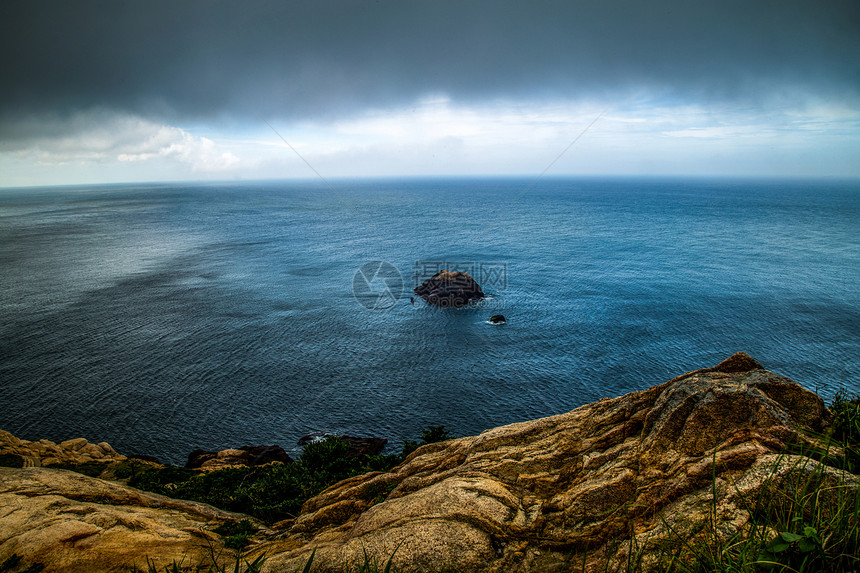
[490,315,506,324]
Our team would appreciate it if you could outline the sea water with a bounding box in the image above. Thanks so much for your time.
[1,177,858,463]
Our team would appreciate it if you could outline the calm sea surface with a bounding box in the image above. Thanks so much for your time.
[1,177,858,463]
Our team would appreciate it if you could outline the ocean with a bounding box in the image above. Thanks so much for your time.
[1,177,858,464]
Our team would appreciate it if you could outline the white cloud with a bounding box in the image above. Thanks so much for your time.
[4,111,246,178]
[1,95,859,187]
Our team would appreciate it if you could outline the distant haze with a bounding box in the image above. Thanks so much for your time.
[2,1,859,186]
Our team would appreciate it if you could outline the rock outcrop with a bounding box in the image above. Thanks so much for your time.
[414,270,484,307]
[249,353,842,572]
[0,431,125,468]
[0,467,254,572]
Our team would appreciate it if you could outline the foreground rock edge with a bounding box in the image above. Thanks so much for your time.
[0,466,259,572]
[0,352,853,572]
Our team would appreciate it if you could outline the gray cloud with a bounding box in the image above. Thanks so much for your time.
[2,0,858,125]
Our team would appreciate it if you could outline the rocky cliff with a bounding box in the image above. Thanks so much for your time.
[248,353,845,572]
[1,353,853,572]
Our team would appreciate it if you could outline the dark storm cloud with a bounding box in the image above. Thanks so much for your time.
[1,0,858,123]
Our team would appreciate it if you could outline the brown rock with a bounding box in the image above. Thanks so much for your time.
[248,353,841,573]
[1,433,126,469]
[0,431,21,447]
[414,270,484,307]
[0,467,257,572]
[60,438,89,451]
[97,442,116,454]
[0,353,850,572]
[200,448,248,470]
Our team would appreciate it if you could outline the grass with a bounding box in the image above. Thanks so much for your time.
[642,391,860,573]
[129,550,266,573]
[125,428,455,573]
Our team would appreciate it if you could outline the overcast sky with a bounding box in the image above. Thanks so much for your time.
[1,0,858,186]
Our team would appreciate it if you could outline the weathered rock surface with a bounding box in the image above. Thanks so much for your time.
[0,467,254,572]
[186,444,293,470]
[414,270,484,307]
[0,431,126,468]
[249,353,843,572]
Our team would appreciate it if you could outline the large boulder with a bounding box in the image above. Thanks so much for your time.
[249,353,843,572]
[414,270,484,307]
[0,467,255,572]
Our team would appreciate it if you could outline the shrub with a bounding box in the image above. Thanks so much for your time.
[401,425,453,458]
[126,435,410,524]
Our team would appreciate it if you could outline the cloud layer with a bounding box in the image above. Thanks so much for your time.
[1,1,858,184]
[3,1,858,122]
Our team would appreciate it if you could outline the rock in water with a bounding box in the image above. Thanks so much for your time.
[414,270,484,307]
[489,314,506,324]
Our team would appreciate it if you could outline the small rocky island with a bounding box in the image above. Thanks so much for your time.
[414,270,484,307]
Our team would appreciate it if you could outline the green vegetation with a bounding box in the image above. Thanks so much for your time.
[213,519,259,550]
[127,427,452,524]
[830,390,860,473]
[400,425,453,459]
[296,548,402,573]
[50,460,107,477]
